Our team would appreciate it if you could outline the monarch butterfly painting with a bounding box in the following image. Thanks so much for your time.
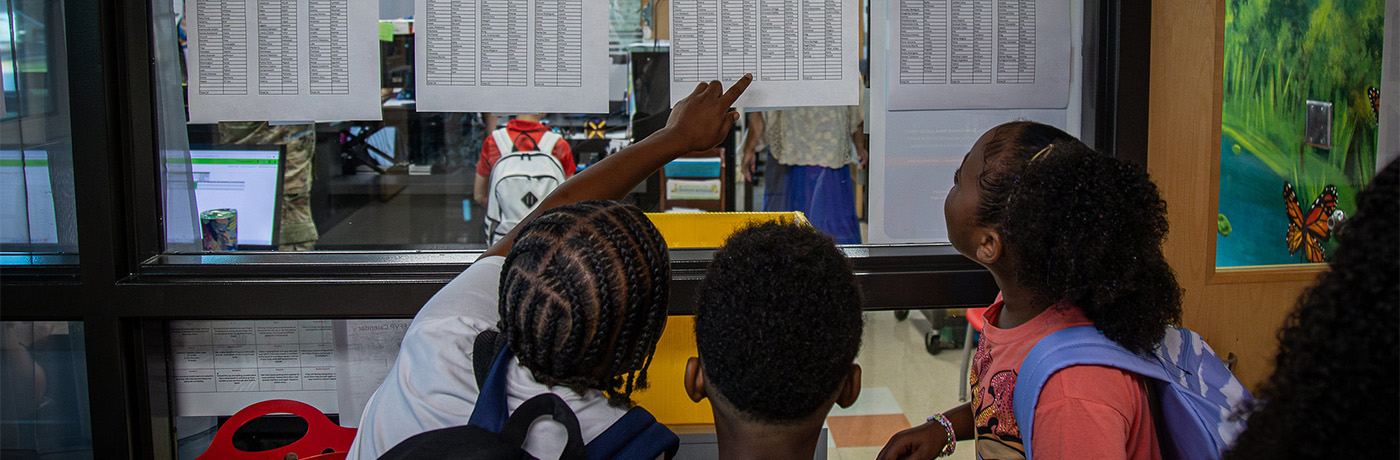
[1217,0,1380,268]
[1368,86,1380,126]
[1284,182,1338,263]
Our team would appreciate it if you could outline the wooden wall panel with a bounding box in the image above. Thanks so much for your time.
[1147,0,1323,390]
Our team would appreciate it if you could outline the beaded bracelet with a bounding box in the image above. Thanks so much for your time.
[926,413,956,458]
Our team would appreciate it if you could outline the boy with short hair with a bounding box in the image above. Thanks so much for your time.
[686,221,864,459]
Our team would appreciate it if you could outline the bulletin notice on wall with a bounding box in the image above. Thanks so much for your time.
[413,0,609,113]
[669,0,859,108]
[887,0,1071,110]
[185,0,382,123]
[170,320,338,416]
[333,319,412,428]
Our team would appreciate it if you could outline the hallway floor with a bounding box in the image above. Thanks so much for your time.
[825,310,976,460]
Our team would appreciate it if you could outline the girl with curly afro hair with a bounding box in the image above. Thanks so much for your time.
[881,121,1183,460]
[1224,159,1398,460]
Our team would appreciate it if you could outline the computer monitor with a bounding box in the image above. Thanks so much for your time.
[0,150,60,247]
[190,146,285,248]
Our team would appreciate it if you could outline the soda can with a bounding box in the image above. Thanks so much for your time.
[200,208,238,251]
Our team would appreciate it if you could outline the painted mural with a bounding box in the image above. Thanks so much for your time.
[1217,0,1385,267]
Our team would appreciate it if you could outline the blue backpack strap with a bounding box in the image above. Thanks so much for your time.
[467,344,515,433]
[586,406,680,460]
[1013,326,1171,460]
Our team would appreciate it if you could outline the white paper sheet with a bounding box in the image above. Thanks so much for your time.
[185,0,382,123]
[170,320,339,416]
[869,109,1067,243]
[413,0,609,113]
[333,319,411,428]
[868,0,1083,243]
[669,0,860,108]
[887,0,1071,110]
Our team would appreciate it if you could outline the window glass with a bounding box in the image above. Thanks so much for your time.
[1,0,78,263]
[154,0,874,253]
[1,321,93,459]
[154,0,1093,253]
[155,0,657,252]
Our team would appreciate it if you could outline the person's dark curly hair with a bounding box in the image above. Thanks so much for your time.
[1224,160,1399,460]
[499,200,671,408]
[979,121,1182,355]
[694,222,864,424]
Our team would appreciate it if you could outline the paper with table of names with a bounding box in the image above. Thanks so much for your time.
[413,0,609,113]
[170,320,338,416]
[669,0,860,108]
[888,0,1071,110]
[185,0,382,123]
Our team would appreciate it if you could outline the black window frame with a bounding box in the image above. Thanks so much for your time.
[0,0,1150,457]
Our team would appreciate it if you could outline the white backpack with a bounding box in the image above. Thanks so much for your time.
[484,128,566,245]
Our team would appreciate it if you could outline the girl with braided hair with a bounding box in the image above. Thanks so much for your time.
[348,75,753,460]
[881,121,1181,460]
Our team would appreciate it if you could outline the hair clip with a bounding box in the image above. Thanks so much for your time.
[1029,144,1055,163]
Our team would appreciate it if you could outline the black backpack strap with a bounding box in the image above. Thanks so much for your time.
[586,406,680,460]
[378,393,588,460]
[501,393,588,460]
[473,329,504,389]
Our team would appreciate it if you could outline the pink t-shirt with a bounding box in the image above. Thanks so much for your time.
[971,294,1161,460]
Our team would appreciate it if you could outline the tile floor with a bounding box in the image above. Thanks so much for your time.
[824,310,976,460]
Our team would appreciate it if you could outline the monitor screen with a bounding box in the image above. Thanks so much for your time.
[0,150,59,245]
[191,148,283,247]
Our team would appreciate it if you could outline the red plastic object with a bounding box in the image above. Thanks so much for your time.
[195,399,356,460]
[301,454,348,460]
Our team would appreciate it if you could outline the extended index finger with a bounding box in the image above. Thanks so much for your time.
[719,74,753,106]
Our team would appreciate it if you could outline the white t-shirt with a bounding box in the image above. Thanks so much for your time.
[346,256,628,460]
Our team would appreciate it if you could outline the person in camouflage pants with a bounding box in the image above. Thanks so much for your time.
[218,122,318,251]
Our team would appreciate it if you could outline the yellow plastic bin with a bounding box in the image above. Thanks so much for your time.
[644,211,809,248]
[632,212,808,427]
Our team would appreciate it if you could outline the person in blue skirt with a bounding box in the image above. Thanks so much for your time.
[742,105,867,244]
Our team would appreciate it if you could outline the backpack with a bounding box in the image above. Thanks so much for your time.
[384,330,679,460]
[485,128,566,245]
[1014,325,1251,460]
